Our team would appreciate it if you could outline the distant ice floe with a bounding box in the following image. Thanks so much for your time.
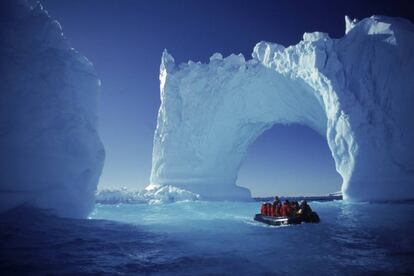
[96,185,200,205]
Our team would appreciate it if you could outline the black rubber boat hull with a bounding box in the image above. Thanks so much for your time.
[254,212,320,226]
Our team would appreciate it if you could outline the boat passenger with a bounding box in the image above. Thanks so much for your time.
[273,196,280,206]
[291,201,300,214]
[280,200,292,217]
[298,200,312,217]
[274,202,282,216]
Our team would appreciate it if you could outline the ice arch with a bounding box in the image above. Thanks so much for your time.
[149,16,414,201]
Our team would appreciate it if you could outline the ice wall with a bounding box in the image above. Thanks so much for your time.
[0,1,105,217]
[150,16,414,201]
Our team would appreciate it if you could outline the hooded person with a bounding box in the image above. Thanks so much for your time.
[298,200,312,216]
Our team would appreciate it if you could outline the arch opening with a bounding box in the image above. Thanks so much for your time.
[237,124,342,198]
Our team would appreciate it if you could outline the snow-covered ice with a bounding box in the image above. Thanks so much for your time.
[96,185,200,205]
[0,1,105,218]
[150,15,414,201]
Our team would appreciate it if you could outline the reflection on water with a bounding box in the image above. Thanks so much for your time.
[1,201,414,275]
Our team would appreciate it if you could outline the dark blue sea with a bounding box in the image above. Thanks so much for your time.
[1,201,414,275]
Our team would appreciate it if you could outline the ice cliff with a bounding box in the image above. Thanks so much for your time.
[150,15,414,201]
[0,1,105,217]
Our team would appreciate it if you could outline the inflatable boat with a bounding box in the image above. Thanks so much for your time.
[254,212,320,226]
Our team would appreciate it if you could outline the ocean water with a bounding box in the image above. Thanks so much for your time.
[1,201,414,275]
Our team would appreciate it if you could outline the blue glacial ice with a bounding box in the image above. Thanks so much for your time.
[0,1,104,218]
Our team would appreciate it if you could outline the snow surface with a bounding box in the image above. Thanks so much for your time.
[96,185,200,205]
[0,1,105,218]
[150,15,414,201]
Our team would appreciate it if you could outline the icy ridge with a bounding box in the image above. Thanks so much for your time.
[150,15,414,201]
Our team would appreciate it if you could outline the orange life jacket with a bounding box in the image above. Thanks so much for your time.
[268,204,274,216]
[260,203,266,215]
[265,203,272,216]
[275,204,281,216]
[281,204,292,217]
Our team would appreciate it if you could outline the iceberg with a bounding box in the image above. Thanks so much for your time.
[0,1,105,217]
[150,16,414,201]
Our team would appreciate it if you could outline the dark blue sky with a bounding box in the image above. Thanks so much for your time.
[42,0,413,196]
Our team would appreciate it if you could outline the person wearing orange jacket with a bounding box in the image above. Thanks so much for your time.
[280,200,292,217]
[272,196,281,216]
[274,202,282,216]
